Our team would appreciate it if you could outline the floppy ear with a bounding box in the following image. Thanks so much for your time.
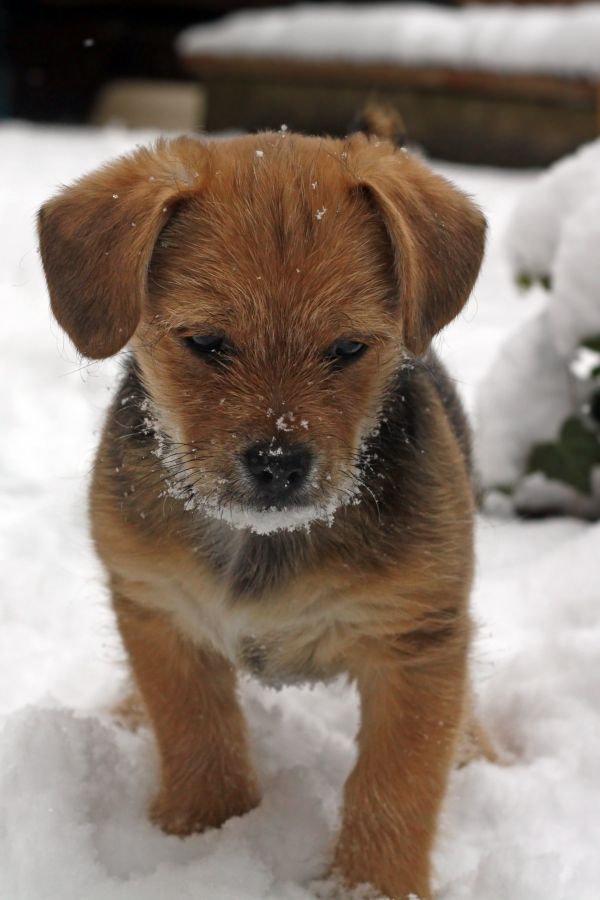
[38,136,204,359]
[359,150,486,355]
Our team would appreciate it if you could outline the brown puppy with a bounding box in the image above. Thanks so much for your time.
[39,130,486,900]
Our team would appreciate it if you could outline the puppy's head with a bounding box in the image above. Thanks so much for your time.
[39,133,485,533]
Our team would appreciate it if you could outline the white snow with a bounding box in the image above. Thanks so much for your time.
[1,123,600,899]
[177,3,600,78]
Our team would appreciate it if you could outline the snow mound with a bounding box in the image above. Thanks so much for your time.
[0,699,346,900]
[506,139,600,318]
[178,3,600,78]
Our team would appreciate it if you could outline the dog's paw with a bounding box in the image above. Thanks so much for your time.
[150,797,211,836]
[111,691,147,732]
[150,781,260,837]
[333,831,430,900]
[312,875,384,899]
[456,716,498,767]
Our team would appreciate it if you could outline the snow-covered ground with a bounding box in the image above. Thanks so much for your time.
[1,124,599,900]
[178,3,600,78]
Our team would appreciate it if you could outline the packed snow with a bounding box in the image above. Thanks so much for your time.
[177,3,600,78]
[1,124,600,899]
[477,138,600,514]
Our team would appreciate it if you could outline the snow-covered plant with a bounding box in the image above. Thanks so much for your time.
[526,336,600,496]
[476,140,600,518]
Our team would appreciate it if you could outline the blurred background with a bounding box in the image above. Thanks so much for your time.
[3,0,600,166]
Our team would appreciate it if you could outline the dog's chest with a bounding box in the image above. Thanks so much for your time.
[164,562,364,686]
[198,523,309,600]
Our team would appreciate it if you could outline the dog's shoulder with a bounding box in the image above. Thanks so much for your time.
[416,350,472,473]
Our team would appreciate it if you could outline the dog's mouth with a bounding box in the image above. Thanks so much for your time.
[207,443,367,533]
[146,409,364,534]
[165,477,347,534]
[163,462,357,535]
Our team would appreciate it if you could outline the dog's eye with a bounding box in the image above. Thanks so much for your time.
[185,334,232,359]
[327,340,367,367]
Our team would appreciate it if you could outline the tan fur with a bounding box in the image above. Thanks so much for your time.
[39,130,488,900]
[353,101,407,148]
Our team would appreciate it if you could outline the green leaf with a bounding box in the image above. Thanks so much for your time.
[581,335,600,354]
[516,272,533,290]
[515,271,552,292]
[526,416,600,495]
[560,416,600,451]
[491,483,514,496]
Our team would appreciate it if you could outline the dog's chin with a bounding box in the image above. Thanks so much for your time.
[200,495,344,535]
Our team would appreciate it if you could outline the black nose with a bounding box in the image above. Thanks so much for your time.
[242,442,313,505]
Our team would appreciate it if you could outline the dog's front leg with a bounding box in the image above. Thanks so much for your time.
[113,591,260,835]
[334,640,468,900]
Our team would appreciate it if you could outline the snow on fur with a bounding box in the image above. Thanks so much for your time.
[1,124,599,899]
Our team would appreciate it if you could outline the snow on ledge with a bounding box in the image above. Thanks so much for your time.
[177,2,600,79]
